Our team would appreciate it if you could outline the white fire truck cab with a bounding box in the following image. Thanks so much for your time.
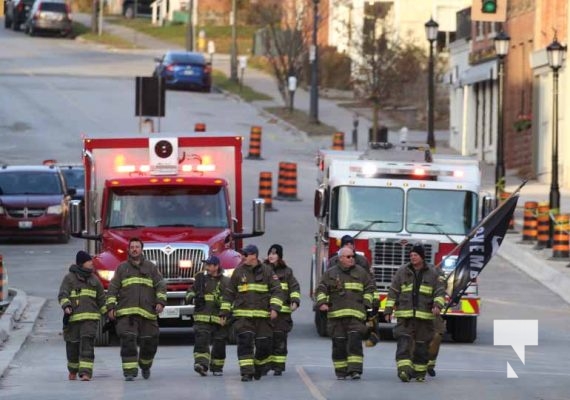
[311,143,482,343]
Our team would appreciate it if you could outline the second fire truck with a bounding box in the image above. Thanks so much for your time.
[311,143,482,343]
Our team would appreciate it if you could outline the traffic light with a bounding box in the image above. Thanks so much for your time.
[482,0,497,13]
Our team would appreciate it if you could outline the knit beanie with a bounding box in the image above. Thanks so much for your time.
[76,250,92,266]
[268,244,283,259]
[340,235,354,247]
[410,243,425,260]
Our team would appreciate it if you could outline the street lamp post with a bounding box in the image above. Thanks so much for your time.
[546,35,567,245]
[425,18,438,149]
[230,0,238,82]
[493,31,511,200]
[309,0,320,124]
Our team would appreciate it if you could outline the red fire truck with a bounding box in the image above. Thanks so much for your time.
[311,144,482,343]
[70,136,265,344]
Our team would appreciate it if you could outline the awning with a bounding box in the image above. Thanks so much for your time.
[461,60,498,85]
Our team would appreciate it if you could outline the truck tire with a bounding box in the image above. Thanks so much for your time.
[448,316,477,343]
[314,310,328,337]
[94,316,110,346]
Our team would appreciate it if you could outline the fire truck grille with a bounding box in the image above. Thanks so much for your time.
[143,248,206,281]
[371,240,435,291]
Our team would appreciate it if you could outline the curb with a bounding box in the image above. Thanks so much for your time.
[0,289,46,378]
[499,235,570,305]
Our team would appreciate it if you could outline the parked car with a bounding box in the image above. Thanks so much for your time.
[4,0,35,31]
[153,51,212,92]
[0,164,75,243]
[25,0,72,38]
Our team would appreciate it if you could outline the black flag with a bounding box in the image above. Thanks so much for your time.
[445,192,520,308]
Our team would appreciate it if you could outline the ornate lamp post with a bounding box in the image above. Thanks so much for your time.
[493,31,510,200]
[309,0,320,123]
[546,34,567,245]
[424,17,439,149]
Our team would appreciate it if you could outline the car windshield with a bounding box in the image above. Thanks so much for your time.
[406,189,478,235]
[61,168,84,189]
[0,171,63,195]
[331,186,404,232]
[106,186,229,228]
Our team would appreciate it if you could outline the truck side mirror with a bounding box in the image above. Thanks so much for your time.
[480,193,496,219]
[70,200,83,236]
[251,198,265,235]
[314,187,327,218]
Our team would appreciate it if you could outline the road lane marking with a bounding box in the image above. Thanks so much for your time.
[296,365,327,400]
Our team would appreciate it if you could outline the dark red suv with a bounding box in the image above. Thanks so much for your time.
[0,165,75,242]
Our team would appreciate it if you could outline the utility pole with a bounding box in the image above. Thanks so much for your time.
[230,0,238,82]
[186,0,194,51]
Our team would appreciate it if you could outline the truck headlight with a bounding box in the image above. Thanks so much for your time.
[47,205,63,215]
[97,270,115,282]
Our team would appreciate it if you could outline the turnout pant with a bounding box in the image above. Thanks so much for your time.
[271,314,293,372]
[327,317,366,377]
[63,320,98,378]
[194,322,228,372]
[393,318,435,379]
[233,317,272,377]
[428,315,446,371]
[115,315,159,377]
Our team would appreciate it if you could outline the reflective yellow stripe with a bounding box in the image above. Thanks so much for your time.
[238,283,268,292]
[122,362,138,370]
[69,312,102,322]
[220,302,231,311]
[194,314,222,324]
[116,307,156,320]
[363,293,373,303]
[204,294,215,301]
[79,361,94,370]
[385,299,395,308]
[414,363,428,372]
[333,361,348,368]
[397,359,413,368]
[68,362,79,369]
[239,359,254,367]
[106,296,117,306]
[316,293,328,302]
[211,359,225,367]
[156,293,167,301]
[434,296,445,307]
[328,308,366,320]
[419,285,433,295]
[280,305,292,313]
[60,298,70,306]
[194,352,210,360]
[233,309,270,318]
[140,358,152,366]
[122,277,153,288]
[347,355,363,364]
[344,282,363,291]
[461,299,476,314]
[272,355,287,363]
[254,356,272,366]
[280,282,289,291]
[270,297,283,307]
[290,291,300,300]
[401,283,413,293]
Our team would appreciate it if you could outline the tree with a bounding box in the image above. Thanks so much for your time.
[349,2,427,140]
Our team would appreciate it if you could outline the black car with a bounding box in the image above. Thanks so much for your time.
[4,0,35,31]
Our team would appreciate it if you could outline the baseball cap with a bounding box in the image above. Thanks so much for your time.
[241,244,259,256]
[202,255,221,265]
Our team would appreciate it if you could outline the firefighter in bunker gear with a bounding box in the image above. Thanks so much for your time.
[106,238,167,381]
[185,255,230,377]
[427,264,446,377]
[315,247,376,380]
[263,244,300,375]
[58,250,106,381]
[219,244,284,382]
[383,243,445,382]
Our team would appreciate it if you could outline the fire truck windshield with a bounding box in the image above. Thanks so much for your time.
[406,189,477,235]
[106,186,229,229]
[330,186,404,232]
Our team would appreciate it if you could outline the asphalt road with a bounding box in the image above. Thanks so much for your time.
[0,23,569,400]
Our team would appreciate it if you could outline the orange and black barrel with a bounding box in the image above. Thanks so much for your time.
[332,132,345,150]
[247,126,263,159]
[194,123,206,132]
[521,201,538,243]
[275,162,301,201]
[534,202,551,250]
[552,213,570,259]
[258,171,277,212]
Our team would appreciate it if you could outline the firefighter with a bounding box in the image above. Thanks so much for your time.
[383,243,445,382]
[58,250,106,381]
[263,244,300,376]
[328,235,371,273]
[427,263,447,377]
[106,237,167,381]
[315,247,376,380]
[219,244,284,382]
[185,255,230,377]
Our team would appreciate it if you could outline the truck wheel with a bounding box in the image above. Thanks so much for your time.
[94,316,110,346]
[448,316,477,343]
[314,310,328,337]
